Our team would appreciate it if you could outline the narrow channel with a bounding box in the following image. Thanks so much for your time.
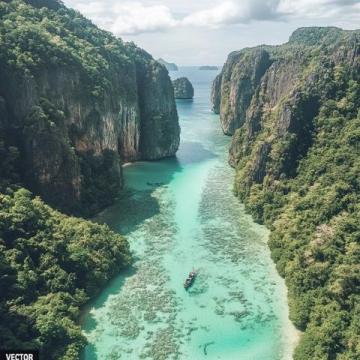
[82,67,298,359]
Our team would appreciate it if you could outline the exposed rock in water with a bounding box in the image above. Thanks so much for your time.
[0,0,180,216]
[172,77,194,99]
[157,58,179,71]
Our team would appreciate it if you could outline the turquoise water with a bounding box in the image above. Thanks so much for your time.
[81,68,298,359]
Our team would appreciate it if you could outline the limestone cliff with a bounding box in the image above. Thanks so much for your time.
[0,0,180,215]
[212,27,360,360]
[172,77,194,99]
[211,48,271,135]
[212,27,359,174]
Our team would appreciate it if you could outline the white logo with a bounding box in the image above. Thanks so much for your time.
[5,354,34,360]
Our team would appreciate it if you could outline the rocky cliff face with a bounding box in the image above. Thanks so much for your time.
[136,57,180,159]
[212,27,360,360]
[0,0,180,215]
[211,48,272,135]
[212,27,359,180]
[172,77,194,99]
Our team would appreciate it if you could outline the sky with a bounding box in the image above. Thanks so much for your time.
[62,0,360,66]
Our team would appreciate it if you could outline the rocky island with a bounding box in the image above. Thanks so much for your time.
[157,58,179,71]
[199,65,219,70]
[212,26,360,360]
[172,77,194,99]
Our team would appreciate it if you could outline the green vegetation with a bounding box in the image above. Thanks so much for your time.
[227,28,360,359]
[289,27,344,46]
[269,86,360,360]
[0,188,131,359]
[0,1,135,358]
[0,0,135,98]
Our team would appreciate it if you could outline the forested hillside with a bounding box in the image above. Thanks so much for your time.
[212,27,360,359]
[0,188,131,359]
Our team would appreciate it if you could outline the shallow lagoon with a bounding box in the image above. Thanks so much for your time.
[82,68,298,359]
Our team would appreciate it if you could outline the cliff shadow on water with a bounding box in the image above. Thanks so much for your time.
[94,138,217,236]
[94,158,181,235]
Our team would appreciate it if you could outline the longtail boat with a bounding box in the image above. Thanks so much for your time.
[184,271,196,290]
